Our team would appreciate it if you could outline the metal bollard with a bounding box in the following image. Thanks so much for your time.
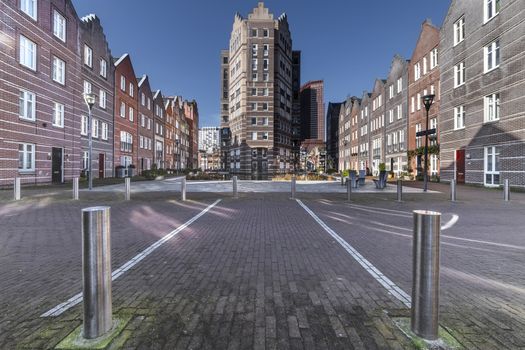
[125,177,131,201]
[341,175,344,186]
[397,179,403,202]
[346,178,352,201]
[450,179,456,202]
[232,176,238,198]
[73,177,79,200]
[13,177,21,201]
[411,210,441,341]
[82,206,112,339]
[504,179,510,202]
[181,176,187,201]
[291,176,296,200]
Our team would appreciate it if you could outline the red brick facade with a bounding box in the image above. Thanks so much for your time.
[137,75,154,173]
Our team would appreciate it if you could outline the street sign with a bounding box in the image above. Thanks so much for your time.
[416,128,436,137]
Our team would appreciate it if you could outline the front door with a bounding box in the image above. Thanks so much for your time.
[455,149,465,183]
[51,147,63,184]
[99,153,105,179]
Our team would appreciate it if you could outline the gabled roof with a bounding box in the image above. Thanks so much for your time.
[153,90,162,100]
[138,74,148,87]
[114,53,129,67]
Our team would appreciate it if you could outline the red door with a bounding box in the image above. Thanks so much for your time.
[98,153,105,179]
[455,150,465,183]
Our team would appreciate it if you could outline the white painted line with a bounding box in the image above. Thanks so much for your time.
[441,214,459,231]
[296,199,411,307]
[41,199,222,318]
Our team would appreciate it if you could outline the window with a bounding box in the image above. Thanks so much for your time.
[417,93,421,110]
[411,96,415,113]
[20,0,37,20]
[53,10,66,42]
[263,44,269,56]
[262,103,268,111]
[430,48,438,69]
[484,0,500,22]
[147,98,151,110]
[414,62,421,80]
[52,102,64,127]
[99,89,106,109]
[415,123,422,148]
[81,115,88,135]
[129,107,134,122]
[84,45,92,67]
[82,151,88,170]
[389,85,394,99]
[484,93,500,122]
[454,16,465,46]
[18,143,35,171]
[19,90,35,121]
[454,106,465,130]
[251,28,257,37]
[120,131,133,152]
[129,83,134,97]
[430,155,438,176]
[52,56,65,84]
[101,122,108,140]
[251,88,257,96]
[120,102,125,118]
[252,132,257,140]
[484,146,500,186]
[454,62,465,87]
[263,28,269,37]
[92,119,99,138]
[423,57,428,75]
[263,73,269,81]
[262,132,269,140]
[252,59,258,70]
[100,59,107,78]
[120,75,126,91]
[389,109,394,123]
[252,44,258,57]
[251,117,257,125]
[83,80,92,94]
[397,105,402,119]
[19,35,36,70]
[252,73,258,81]
[484,39,500,72]
[263,59,269,70]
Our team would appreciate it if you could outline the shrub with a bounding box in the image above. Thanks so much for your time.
[378,163,386,172]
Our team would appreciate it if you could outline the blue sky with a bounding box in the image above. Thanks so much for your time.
[72,1,451,127]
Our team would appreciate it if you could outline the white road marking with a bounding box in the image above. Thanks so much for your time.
[296,199,411,308]
[441,214,459,230]
[40,199,222,318]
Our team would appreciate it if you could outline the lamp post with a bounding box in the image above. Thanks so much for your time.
[83,93,96,190]
[422,94,435,192]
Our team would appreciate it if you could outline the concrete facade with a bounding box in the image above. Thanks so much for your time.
[440,0,525,187]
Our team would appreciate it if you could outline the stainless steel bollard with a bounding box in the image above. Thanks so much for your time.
[397,179,403,202]
[411,210,441,341]
[232,176,238,198]
[341,175,344,186]
[346,178,352,201]
[73,177,79,200]
[291,176,296,200]
[13,177,21,201]
[450,179,456,202]
[124,177,131,201]
[504,179,510,202]
[82,206,112,339]
[181,177,187,201]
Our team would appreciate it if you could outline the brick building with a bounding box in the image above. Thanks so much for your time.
[300,80,325,142]
[113,54,138,176]
[0,0,82,186]
[164,98,175,170]
[183,100,199,169]
[137,75,154,174]
[408,20,440,179]
[384,55,409,176]
[152,90,165,169]
[369,79,386,175]
[440,0,524,187]
[357,92,371,173]
[79,14,114,179]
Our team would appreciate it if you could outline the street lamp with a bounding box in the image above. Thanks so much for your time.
[422,94,435,192]
[83,92,96,190]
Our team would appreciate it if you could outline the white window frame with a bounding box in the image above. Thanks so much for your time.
[120,75,126,91]
[101,122,108,140]
[129,83,134,97]
[19,90,36,121]
[484,146,500,186]
[484,0,500,23]
[484,39,500,73]
[20,0,37,20]
[129,107,134,122]
[52,56,65,85]
[99,89,106,109]
[430,48,438,69]
[100,58,107,78]
[454,62,465,88]
[52,102,64,128]
[454,16,465,46]
[19,35,37,70]
[454,106,465,130]
[84,45,92,67]
[53,10,66,42]
[83,80,92,94]
[18,143,35,171]
[484,93,500,122]
[120,102,125,118]
[92,118,99,138]
[414,62,421,80]
[81,115,88,135]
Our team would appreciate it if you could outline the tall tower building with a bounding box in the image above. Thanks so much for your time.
[221,2,297,178]
[300,80,325,142]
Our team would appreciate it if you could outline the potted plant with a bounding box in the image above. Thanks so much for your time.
[128,164,136,177]
[378,163,387,187]
[115,165,125,178]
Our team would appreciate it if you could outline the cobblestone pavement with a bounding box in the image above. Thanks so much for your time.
[0,183,523,349]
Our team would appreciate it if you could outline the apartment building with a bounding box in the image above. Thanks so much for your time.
[183,100,199,169]
[0,0,83,186]
[164,98,175,170]
[291,50,302,171]
[338,99,351,171]
[221,2,297,178]
[369,80,386,175]
[199,127,220,153]
[219,50,231,170]
[152,91,165,168]
[300,80,325,142]
[440,0,524,187]
[137,75,154,173]
[385,55,409,175]
[113,54,138,175]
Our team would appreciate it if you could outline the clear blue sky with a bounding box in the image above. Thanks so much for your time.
[72,0,451,127]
